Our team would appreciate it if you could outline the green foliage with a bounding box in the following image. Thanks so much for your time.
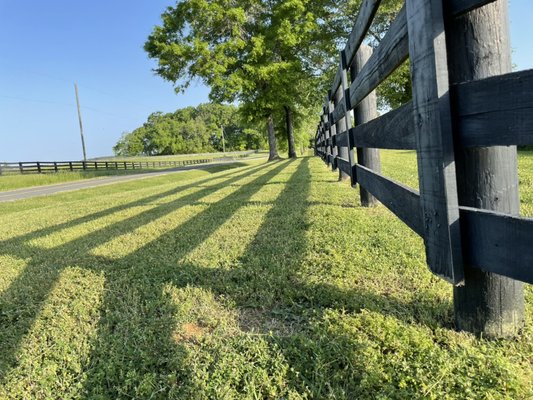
[144,0,351,156]
[113,131,145,157]
[144,0,410,159]
[0,153,531,398]
[113,103,263,156]
[377,60,412,111]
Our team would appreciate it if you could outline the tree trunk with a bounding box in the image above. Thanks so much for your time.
[284,106,297,158]
[267,113,279,161]
[446,0,524,338]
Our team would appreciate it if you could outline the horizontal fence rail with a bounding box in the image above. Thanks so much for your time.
[315,0,531,337]
[315,0,533,337]
[0,151,257,175]
[314,0,532,288]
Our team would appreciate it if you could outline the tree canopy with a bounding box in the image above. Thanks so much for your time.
[144,0,407,159]
[144,0,345,160]
[113,103,265,156]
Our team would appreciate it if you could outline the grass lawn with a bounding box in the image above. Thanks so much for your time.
[0,169,166,192]
[0,153,531,399]
[0,158,266,192]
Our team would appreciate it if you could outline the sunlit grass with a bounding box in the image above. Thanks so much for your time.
[0,154,531,399]
[380,148,533,217]
[0,169,161,192]
[0,154,265,192]
[0,267,105,399]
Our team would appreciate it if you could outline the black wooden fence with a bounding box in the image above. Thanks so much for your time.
[0,151,258,175]
[314,0,532,336]
[0,159,211,175]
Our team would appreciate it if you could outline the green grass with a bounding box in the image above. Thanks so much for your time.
[379,149,533,217]
[0,169,166,192]
[0,153,531,399]
[0,158,266,192]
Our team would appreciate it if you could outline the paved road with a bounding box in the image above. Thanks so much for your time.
[0,160,249,203]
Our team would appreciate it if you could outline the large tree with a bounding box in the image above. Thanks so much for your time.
[144,0,346,160]
[144,0,406,161]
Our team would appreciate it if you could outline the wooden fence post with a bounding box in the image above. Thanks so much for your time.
[352,44,381,206]
[406,0,464,284]
[37,162,41,174]
[322,108,331,166]
[340,51,357,187]
[446,0,524,338]
[327,93,338,171]
[334,78,350,181]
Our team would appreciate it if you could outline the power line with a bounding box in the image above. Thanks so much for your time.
[0,94,133,120]
[0,63,167,109]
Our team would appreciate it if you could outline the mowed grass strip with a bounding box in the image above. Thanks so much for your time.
[0,168,165,192]
[0,155,265,192]
[0,154,531,399]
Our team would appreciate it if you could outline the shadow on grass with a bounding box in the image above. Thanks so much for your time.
[0,157,453,398]
[0,162,265,252]
[0,161,270,376]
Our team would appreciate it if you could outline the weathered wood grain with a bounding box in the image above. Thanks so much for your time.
[406,0,464,284]
[336,157,352,177]
[335,131,350,148]
[322,105,334,168]
[353,45,381,206]
[331,100,347,125]
[328,94,339,171]
[356,164,423,235]
[335,73,350,180]
[351,102,416,149]
[460,207,533,284]
[447,0,497,16]
[453,68,533,146]
[448,0,524,338]
[340,50,357,186]
[330,65,342,101]
[344,0,382,66]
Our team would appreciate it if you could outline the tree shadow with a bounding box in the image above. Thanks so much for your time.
[0,162,263,247]
[0,157,453,398]
[81,157,452,397]
[0,161,276,379]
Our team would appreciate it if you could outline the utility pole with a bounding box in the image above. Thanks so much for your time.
[74,83,87,161]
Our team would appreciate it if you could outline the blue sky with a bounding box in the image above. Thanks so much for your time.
[0,1,532,161]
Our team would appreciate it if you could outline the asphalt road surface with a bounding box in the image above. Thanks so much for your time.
[0,160,248,203]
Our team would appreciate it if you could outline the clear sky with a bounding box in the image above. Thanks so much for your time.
[0,1,531,162]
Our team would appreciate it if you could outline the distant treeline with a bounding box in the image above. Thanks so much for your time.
[113,103,267,156]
